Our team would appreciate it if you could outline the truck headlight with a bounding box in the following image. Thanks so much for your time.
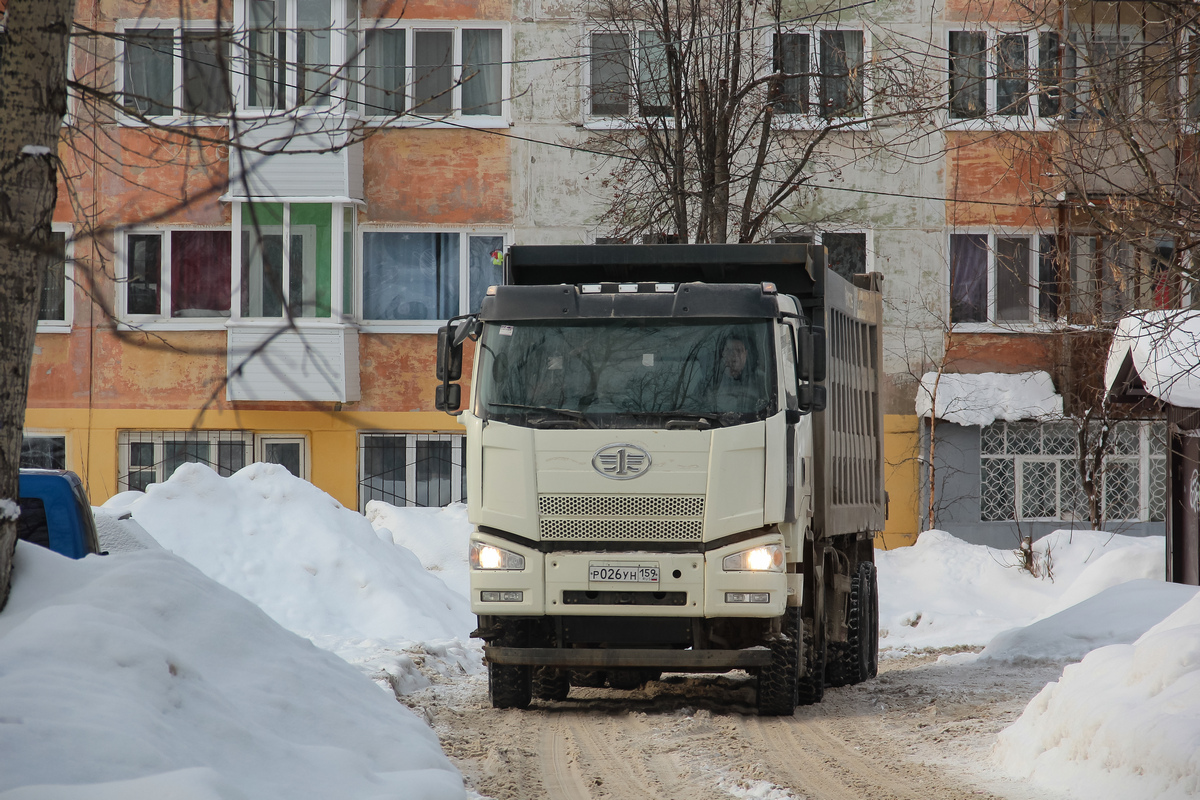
[470,542,526,571]
[722,544,784,572]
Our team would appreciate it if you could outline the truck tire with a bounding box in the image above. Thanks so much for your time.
[488,622,532,709]
[796,616,826,705]
[757,607,801,716]
[532,667,571,701]
[826,561,879,686]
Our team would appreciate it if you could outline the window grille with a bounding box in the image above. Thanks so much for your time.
[979,420,1166,523]
[358,433,465,511]
[118,431,254,491]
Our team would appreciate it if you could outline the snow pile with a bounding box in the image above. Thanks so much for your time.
[91,507,159,552]
[1104,310,1200,408]
[366,501,471,596]
[877,529,1164,652]
[106,463,478,693]
[0,542,465,800]
[916,370,1062,427]
[994,590,1200,799]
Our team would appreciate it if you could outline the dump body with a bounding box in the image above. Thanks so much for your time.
[438,244,885,713]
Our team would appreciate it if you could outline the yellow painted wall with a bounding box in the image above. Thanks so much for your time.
[23,407,463,509]
[877,414,921,550]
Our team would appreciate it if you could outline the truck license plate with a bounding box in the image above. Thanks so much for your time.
[588,563,659,583]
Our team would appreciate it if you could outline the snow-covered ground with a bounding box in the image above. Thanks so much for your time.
[2,463,1198,798]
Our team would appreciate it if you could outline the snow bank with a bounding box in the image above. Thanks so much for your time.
[1105,310,1200,408]
[91,507,159,553]
[994,589,1200,799]
[0,542,465,800]
[916,371,1062,427]
[877,529,1163,651]
[108,463,478,692]
[366,501,471,597]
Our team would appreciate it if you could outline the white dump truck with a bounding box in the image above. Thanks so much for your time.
[435,244,885,715]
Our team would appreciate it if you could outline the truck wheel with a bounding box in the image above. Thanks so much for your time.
[489,662,532,709]
[826,561,879,687]
[532,667,571,701]
[796,616,826,706]
[757,607,801,716]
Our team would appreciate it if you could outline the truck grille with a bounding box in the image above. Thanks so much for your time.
[538,494,705,542]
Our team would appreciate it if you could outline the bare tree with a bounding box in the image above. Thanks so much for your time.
[580,0,937,243]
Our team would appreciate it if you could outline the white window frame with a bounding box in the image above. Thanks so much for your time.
[115,19,233,124]
[583,27,679,128]
[357,431,465,511]
[232,0,360,115]
[949,231,1054,331]
[256,433,310,479]
[946,27,1062,130]
[116,226,234,331]
[36,224,73,333]
[357,20,510,128]
[771,26,870,129]
[355,228,508,333]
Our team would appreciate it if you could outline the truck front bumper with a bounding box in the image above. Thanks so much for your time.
[484,645,772,670]
[470,530,788,618]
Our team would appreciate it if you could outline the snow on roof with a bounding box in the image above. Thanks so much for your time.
[916,370,1062,427]
[1104,310,1200,408]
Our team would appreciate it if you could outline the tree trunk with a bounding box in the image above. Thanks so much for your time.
[0,0,75,612]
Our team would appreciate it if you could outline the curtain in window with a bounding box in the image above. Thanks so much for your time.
[589,33,631,116]
[996,34,1028,115]
[819,31,863,118]
[248,0,285,109]
[773,33,809,114]
[172,231,231,317]
[242,203,286,317]
[1038,234,1061,320]
[290,203,333,318]
[994,236,1030,321]
[1038,32,1061,116]
[949,31,986,119]
[415,439,452,506]
[297,0,332,106]
[127,233,162,315]
[125,30,174,115]
[362,231,459,320]
[468,235,503,313]
[414,30,453,114]
[638,29,671,116]
[365,29,406,115]
[182,32,230,115]
[39,232,66,322]
[462,29,502,115]
[950,233,988,323]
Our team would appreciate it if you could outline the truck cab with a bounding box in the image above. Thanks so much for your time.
[17,470,103,559]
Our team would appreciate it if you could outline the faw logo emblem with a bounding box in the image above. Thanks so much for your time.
[592,443,652,480]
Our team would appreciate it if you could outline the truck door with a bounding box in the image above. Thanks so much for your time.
[778,321,803,523]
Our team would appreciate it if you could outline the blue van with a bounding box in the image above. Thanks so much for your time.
[17,470,103,558]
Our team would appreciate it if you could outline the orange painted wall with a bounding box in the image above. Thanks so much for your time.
[364,129,513,225]
[946,132,1058,229]
[945,333,1059,374]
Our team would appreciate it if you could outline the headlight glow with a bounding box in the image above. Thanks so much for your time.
[470,542,526,570]
[722,544,785,572]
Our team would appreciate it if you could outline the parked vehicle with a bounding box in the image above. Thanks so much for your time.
[17,469,103,558]
[436,244,885,715]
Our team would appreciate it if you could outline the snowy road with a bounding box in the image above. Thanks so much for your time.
[405,651,1070,800]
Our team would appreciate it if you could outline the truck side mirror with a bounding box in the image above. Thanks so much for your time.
[810,326,827,384]
[437,325,463,381]
[811,385,827,412]
[435,383,462,412]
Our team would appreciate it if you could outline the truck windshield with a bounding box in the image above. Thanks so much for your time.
[475,319,776,429]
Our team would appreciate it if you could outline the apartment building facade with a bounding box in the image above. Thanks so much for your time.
[21,0,1184,546]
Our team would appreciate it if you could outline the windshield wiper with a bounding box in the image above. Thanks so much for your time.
[625,410,723,429]
[486,402,598,429]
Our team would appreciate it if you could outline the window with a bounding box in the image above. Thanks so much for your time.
[360,231,504,323]
[121,26,231,117]
[38,229,70,329]
[774,30,865,118]
[122,229,233,319]
[21,435,66,470]
[240,203,332,319]
[949,233,1058,324]
[358,433,465,511]
[585,29,680,118]
[239,0,359,111]
[775,231,868,282]
[258,435,308,478]
[980,420,1165,523]
[359,23,506,120]
[119,431,254,491]
[949,30,1060,120]
[1068,235,1179,321]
